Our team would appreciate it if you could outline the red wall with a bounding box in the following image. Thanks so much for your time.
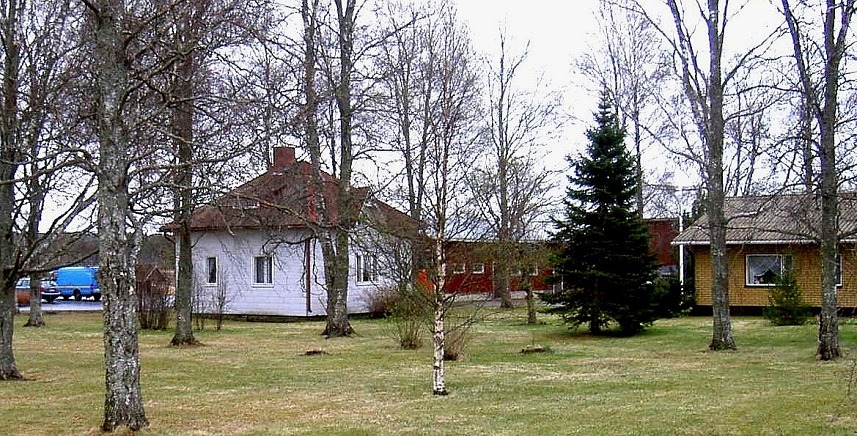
[645,218,679,268]
[443,241,554,295]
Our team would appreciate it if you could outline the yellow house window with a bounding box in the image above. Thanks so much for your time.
[746,254,792,286]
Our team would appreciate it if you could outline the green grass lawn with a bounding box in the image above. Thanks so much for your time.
[2,310,857,435]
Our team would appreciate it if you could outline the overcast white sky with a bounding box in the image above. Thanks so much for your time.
[451,1,785,198]
[450,0,691,206]
[454,0,602,161]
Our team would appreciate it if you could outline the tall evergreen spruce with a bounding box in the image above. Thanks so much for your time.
[545,93,657,335]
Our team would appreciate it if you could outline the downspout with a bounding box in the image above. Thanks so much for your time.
[305,239,312,314]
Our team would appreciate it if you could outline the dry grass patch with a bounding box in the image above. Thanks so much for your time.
[1,311,857,434]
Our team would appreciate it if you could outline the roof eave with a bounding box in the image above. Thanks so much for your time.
[672,239,828,246]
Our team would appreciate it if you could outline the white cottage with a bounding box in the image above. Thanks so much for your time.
[174,147,417,317]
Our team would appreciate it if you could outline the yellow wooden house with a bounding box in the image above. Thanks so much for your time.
[673,193,857,308]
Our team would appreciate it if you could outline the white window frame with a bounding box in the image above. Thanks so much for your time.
[471,263,485,274]
[253,255,273,285]
[745,254,792,287]
[451,263,465,274]
[356,252,379,283]
[528,265,539,277]
[205,257,218,285]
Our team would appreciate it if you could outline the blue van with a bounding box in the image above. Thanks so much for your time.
[54,266,101,301]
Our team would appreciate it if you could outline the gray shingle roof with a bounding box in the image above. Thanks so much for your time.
[673,192,857,245]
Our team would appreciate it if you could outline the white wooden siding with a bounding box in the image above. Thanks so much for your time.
[190,229,387,316]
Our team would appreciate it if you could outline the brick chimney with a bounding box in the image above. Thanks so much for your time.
[272,147,296,171]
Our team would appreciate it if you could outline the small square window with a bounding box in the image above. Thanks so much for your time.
[471,263,485,274]
[449,263,465,274]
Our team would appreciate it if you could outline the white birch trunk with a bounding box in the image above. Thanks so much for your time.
[431,234,448,395]
[431,299,447,395]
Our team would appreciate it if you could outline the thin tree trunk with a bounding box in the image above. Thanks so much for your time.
[431,299,447,395]
[524,278,536,324]
[494,243,513,308]
[0,280,20,379]
[589,305,602,335]
[24,276,44,327]
[171,223,196,345]
[800,98,814,192]
[633,101,644,215]
[431,237,447,395]
[494,36,515,309]
[323,0,357,337]
[815,0,846,361]
[817,186,840,359]
[817,58,840,358]
[323,230,353,337]
[0,0,21,379]
[816,93,840,359]
[25,156,46,328]
[89,0,147,429]
[781,0,853,359]
[171,26,198,346]
[705,0,735,351]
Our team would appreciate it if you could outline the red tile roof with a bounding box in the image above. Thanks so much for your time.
[169,152,418,236]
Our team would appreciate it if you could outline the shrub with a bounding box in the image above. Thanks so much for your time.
[389,292,427,349]
[764,270,811,326]
[651,274,695,319]
[137,280,171,330]
[373,286,429,349]
[363,287,400,319]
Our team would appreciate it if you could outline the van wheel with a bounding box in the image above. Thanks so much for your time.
[73,290,82,301]
[93,294,101,302]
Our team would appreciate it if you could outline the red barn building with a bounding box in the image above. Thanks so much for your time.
[442,240,556,296]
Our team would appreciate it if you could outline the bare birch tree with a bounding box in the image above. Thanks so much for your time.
[166,0,265,346]
[781,0,857,360]
[167,0,205,347]
[375,0,483,393]
[300,0,392,337]
[421,7,481,395]
[668,0,733,350]
[475,30,560,308]
[132,0,272,345]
